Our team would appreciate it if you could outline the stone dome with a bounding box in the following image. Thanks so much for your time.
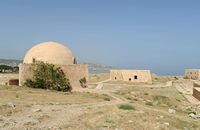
[23,41,76,65]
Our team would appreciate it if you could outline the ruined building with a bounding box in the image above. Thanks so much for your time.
[185,69,200,80]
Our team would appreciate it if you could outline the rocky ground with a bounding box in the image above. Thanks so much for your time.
[0,74,200,130]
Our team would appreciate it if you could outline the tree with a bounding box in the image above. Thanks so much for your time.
[24,61,72,92]
[0,65,13,73]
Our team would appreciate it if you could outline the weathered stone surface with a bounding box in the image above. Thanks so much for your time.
[110,70,152,84]
[168,109,176,114]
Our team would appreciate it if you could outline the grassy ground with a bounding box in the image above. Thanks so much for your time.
[0,75,200,130]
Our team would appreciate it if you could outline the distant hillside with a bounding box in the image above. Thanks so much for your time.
[82,63,112,74]
[0,59,112,74]
[0,59,22,67]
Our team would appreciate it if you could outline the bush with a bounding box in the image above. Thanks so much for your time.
[104,97,111,101]
[153,95,172,106]
[119,104,135,110]
[145,102,153,106]
[24,61,72,92]
[79,77,87,88]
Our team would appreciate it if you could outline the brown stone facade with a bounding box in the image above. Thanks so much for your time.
[193,87,200,101]
[19,63,88,90]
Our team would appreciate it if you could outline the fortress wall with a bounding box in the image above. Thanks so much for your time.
[185,70,200,80]
[60,64,88,90]
[19,64,88,90]
[110,70,152,84]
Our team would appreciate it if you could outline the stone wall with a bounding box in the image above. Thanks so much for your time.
[19,64,35,86]
[110,70,152,84]
[193,87,200,101]
[185,69,200,80]
[0,74,19,86]
[19,64,88,90]
[60,64,88,90]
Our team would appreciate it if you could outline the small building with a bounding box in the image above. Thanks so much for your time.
[185,69,200,80]
[110,70,152,84]
[19,41,88,91]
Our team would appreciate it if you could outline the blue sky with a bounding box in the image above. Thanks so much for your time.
[0,0,200,75]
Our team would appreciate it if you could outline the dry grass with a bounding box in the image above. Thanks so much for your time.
[88,73,110,83]
[1,75,200,130]
[0,85,110,117]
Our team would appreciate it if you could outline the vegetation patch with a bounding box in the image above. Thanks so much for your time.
[79,77,87,88]
[153,95,174,107]
[118,104,135,110]
[24,61,72,92]
[145,102,153,106]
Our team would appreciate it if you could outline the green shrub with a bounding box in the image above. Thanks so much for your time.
[119,104,135,110]
[79,77,87,88]
[126,96,133,100]
[24,61,72,92]
[15,94,19,98]
[174,76,178,80]
[153,95,172,106]
[145,102,153,106]
[104,97,111,101]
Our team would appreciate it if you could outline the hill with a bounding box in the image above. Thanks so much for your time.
[0,59,112,73]
[0,59,22,67]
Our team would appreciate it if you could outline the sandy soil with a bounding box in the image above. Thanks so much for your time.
[0,75,200,130]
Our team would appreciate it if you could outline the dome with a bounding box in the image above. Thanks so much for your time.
[23,41,76,65]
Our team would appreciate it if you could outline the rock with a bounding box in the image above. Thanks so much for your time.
[48,126,61,130]
[24,119,39,126]
[168,108,176,114]
[7,102,16,108]
[164,122,170,126]
[130,92,135,95]
[128,120,133,123]
[32,108,42,112]
[189,113,195,118]
[136,110,145,114]
[195,115,200,119]
[190,114,200,119]
[64,92,70,95]
[159,115,164,119]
